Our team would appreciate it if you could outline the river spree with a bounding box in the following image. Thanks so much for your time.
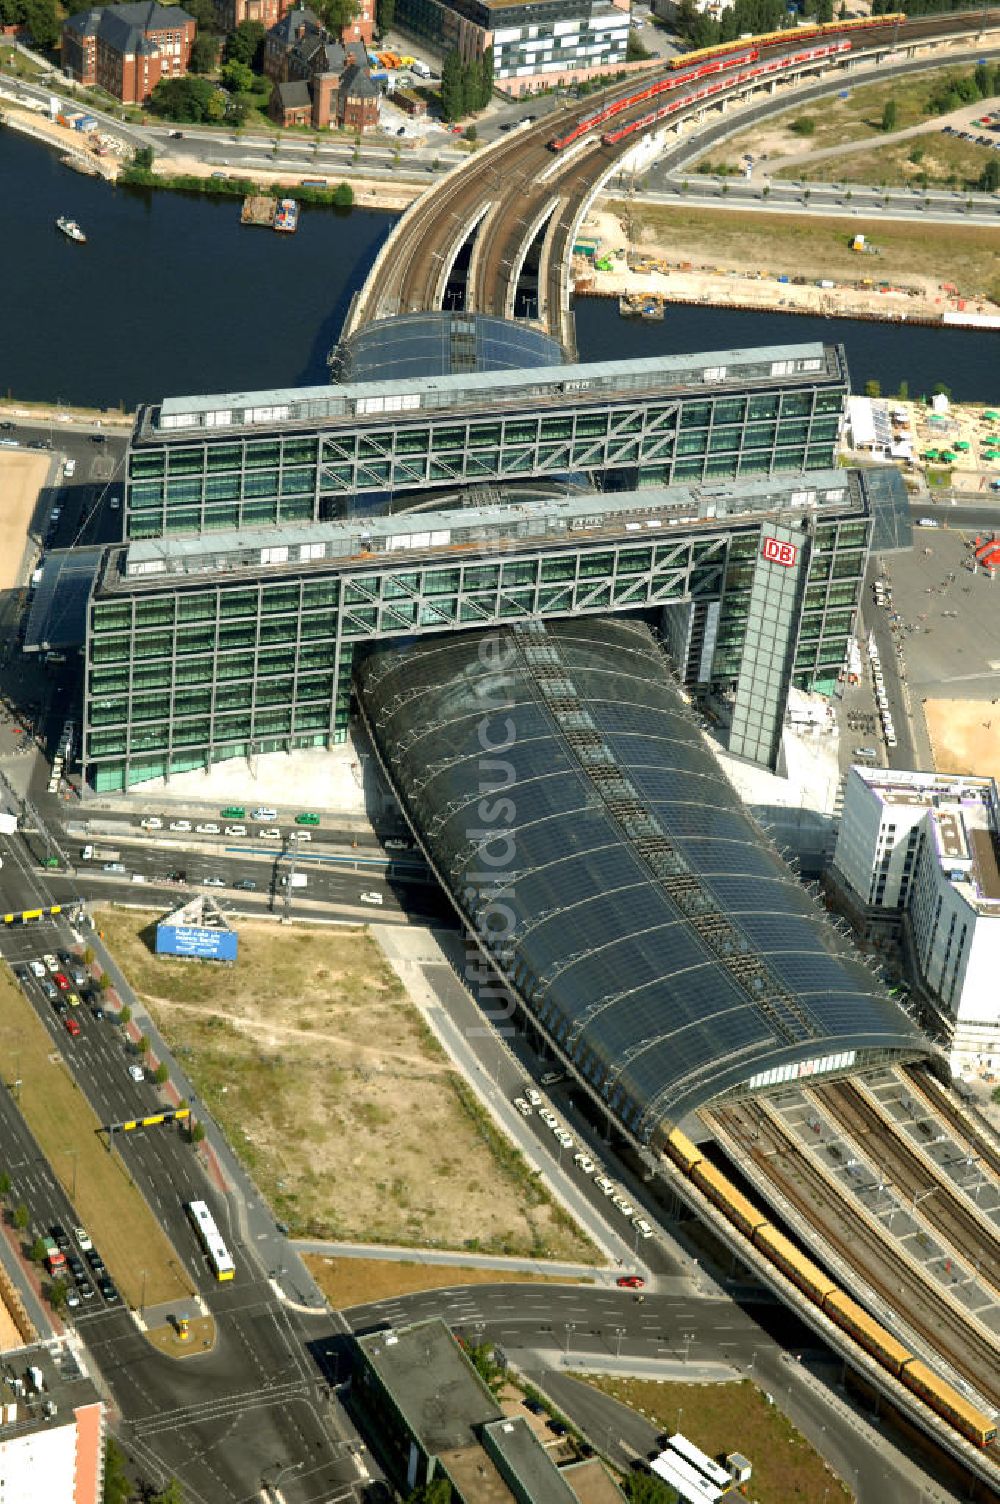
[1,129,996,408]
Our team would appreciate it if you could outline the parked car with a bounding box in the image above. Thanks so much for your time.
[616,1274,645,1289]
[169,820,192,832]
[74,1226,93,1252]
[128,1064,145,1083]
[514,1098,532,1117]
[64,1016,81,1038]
[54,972,70,991]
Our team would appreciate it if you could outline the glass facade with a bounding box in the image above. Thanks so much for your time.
[83,345,860,792]
[125,347,848,539]
[83,479,869,792]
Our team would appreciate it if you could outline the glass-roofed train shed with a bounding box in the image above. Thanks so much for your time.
[356,617,931,1137]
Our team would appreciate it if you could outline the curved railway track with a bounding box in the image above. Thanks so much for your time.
[349,9,1000,342]
[813,1080,1000,1296]
[711,1099,1000,1409]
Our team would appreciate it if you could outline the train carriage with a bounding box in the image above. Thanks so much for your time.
[901,1359,997,1448]
[824,1289,911,1374]
[753,1223,838,1305]
[691,1158,770,1237]
[666,1127,703,1173]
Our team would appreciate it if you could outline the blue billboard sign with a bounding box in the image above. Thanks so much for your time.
[155,924,238,961]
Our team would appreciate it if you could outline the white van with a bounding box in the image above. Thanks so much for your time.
[359,891,384,906]
[252,807,277,822]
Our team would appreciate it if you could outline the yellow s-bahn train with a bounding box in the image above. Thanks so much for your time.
[665,1129,996,1449]
[668,14,906,70]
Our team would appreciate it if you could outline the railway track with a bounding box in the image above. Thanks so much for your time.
[351,9,1000,342]
[812,1079,1000,1296]
[710,1099,1000,1409]
[903,1064,1000,1182]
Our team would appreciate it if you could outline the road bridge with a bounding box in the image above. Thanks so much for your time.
[343,10,1000,354]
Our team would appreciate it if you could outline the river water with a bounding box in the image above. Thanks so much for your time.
[2,128,996,407]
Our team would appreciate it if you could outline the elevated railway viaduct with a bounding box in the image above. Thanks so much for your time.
[343,10,1000,356]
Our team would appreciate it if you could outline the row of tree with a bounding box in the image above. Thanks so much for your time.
[103,1436,184,1504]
[672,0,838,55]
[439,49,494,122]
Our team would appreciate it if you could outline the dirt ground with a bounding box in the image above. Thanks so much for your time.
[585,200,1000,322]
[692,66,993,168]
[582,1376,852,1503]
[98,911,596,1261]
[305,1254,585,1308]
[0,450,49,590]
[924,699,1000,780]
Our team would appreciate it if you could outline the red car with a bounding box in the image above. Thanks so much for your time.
[54,973,70,992]
[64,1016,81,1038]
[616,1275,645,1290]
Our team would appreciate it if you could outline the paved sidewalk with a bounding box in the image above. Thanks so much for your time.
[294,1238,605,1282]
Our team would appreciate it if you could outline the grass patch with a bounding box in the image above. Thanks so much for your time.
[97,910,597,1262]
[0,967,194,1310]
[612,200,1000,303]
[694,65,985,166]
[582,1376,852,1503]
[779,134,998,190]
[307,1254,588,1308]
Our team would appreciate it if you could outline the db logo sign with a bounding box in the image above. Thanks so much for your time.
[761,536,798,567]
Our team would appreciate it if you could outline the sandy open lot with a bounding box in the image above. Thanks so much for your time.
[0,450,50,590]
[925,699,1000,780]
[98,911,595,1261]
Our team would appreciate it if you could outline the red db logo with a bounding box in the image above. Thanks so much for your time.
[761,536,797,567]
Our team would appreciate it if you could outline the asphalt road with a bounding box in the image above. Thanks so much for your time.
[0,896,375,1503]
[343,1283,968,1504]
[641,173,1000,227]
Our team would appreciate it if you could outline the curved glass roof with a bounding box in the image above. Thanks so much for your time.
[357,618,927,1138]
[331,311,565,384]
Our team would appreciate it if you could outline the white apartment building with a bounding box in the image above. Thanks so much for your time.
[831,767,1000,1065]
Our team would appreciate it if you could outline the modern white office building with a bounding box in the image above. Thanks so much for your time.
[831,767,1000,1064]
[0,1347,104,1504]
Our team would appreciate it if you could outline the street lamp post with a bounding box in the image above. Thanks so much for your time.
[613,1325,625,1360]
[63,1147,79,1201]
[565,1320,575,1357]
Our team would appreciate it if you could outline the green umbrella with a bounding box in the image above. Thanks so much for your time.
[924,448,939,459]
[955,440,970,450]
[940,450,956,461]
[984,410,999,420]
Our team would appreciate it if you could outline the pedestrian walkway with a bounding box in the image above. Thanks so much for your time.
[294,1237,603,1281]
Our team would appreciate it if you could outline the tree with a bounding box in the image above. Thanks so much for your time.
[865,379,882,398]
[83,946,95,966]
[375,0,394,32]
[180,0,217,27]
[118,1003,131,1026]
[191,1121,207,1145]
[897,379,909,400]
[20,0,60,50]
[189,33,219,73]
[624,1475,679,1503]
[407,1481,453,1504]
[881,98,898,133]
[150,1480,185,1504]
[136,1035,149,1059]
[49,1278,69,1312]
[440,49,464,122]
[933,383,952,398]
[789,116,815,136]
[838,1,848,16]
[463,122,477,142]
[225,18,265,68]
[133,145,155,171]
[13,1203,28,1231]
[150,76,225,124]
[316,0,357,35]
[154,1063,170,1085]
[102,1438,131,1504]
[979,156,1000,194]
[0,1172,11,1198]
[222,59,254,93]
[29,1236,47,1264]
[815,0,833,20]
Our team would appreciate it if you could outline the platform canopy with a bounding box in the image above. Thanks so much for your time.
[356,618,929,1139]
